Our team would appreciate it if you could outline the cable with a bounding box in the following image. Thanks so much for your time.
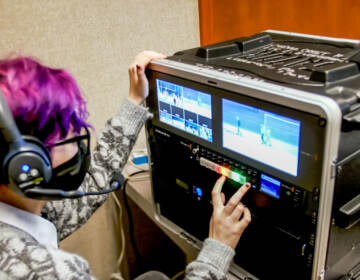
[111,192,126,279]
[123,170,149,272]
[170,270,185,280]
[126,174,150,182]
[125,170,148,179]
[110,170,149,278]
[128,159,149,172]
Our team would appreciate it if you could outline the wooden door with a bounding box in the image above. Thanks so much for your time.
[199,0,360,45]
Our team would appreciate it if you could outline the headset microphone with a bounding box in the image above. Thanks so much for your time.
[24,172,125,200]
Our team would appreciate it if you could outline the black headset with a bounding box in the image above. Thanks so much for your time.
[0,89,124,200]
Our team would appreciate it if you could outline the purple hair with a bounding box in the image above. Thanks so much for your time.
[0,56,91,144]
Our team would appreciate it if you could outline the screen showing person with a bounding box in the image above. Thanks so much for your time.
[156,79,213,142]
[222,99,301,176]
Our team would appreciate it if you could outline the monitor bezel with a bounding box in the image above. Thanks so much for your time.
[147,71,326,192]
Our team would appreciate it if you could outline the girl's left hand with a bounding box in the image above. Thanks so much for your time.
[128,51,166,105]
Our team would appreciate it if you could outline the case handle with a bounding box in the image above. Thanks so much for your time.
[338,193,360,229]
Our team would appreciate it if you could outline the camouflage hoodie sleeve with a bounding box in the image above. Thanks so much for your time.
[42,98,151,241]
[184,238,235,280]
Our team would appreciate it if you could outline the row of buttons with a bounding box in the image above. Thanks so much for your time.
[18,169,40,182]
[199,148,257,172]
[197,147,304,203]
[199,157,248,184]
[198,148,258,185]
[199,148,235,165]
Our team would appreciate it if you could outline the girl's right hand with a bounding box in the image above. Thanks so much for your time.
[209,176,252,249]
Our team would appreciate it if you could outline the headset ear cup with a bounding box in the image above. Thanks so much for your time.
[4,136,53,197]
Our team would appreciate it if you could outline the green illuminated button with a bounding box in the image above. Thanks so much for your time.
[229,171,247,184]
[230,172,241,182]
[239,175,247,184]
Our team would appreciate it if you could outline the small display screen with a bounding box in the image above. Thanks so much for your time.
[260,173,281,199]
[156,79,213,142]
[222,99,301,176]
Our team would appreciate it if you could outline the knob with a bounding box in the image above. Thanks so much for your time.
[192,146,200,154]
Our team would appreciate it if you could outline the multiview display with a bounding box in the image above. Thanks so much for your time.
[222,99,301,176]
[156,79,213,142]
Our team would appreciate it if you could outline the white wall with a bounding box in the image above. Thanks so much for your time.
[0,1,199,279]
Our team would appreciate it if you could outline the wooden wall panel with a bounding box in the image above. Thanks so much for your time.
[199,0,360,46]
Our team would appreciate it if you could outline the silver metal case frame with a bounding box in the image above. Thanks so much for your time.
[146,35,343,279]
